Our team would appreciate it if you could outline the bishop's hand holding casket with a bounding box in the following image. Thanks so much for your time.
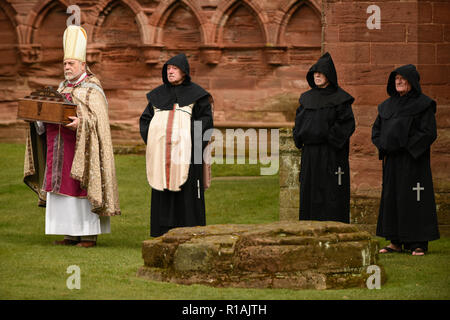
[22,25,120,248]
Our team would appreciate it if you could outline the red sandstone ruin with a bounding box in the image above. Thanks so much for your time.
[0,0,448,233]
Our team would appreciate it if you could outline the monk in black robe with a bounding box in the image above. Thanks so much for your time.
[372,64,440,255]
[140,53,214,237]
[293,52,355,223]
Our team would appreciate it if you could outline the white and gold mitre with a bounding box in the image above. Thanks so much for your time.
[63,25,87,62]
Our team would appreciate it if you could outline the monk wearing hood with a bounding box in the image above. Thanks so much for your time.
[372,64,440,256]
[293,52,355,223]
[140,53,214,237]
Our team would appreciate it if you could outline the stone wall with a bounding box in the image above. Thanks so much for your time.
[1,0,449,233]
[279,128,300,221]
[0,0,323,144]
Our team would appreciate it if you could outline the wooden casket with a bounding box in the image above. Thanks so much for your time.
[17,87,77,125]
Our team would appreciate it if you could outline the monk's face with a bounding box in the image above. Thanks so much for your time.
[314,72,329,88]
[395,74,411,96]
[167,64,185,85]
[64,59,85,81]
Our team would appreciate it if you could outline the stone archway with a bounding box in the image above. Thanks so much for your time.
[0,0,18,39]
[91,0,149,130]
[0,0,21,124]
[22,0,69,44]
[278,1,322,48]
[0,1,19,71]
[94,1,142,46]
[154,1,205,48]
[32,1,68,64]
[93,0,149,45]
[148,0,207,46]
[214,0,268,46]
[17,0,70,68]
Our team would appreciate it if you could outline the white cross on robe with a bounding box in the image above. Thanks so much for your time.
[335,166,344,186]
[412,182,424,201]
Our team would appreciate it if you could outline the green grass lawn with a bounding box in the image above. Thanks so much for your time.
[0,143,449,300]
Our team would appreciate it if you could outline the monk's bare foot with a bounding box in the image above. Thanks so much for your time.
[412,248,425,256]
[379,243,402,253]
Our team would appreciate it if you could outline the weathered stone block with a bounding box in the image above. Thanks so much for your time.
[173,242,218,272]
[279,154,300,186]
[142,238,177,268]
[279,207,298,221]
[339,24,406,43]
[279,188,299,209]
[137,221,384,290]
[350,197,380,225]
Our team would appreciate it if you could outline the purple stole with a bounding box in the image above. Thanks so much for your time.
[43,75,88,197]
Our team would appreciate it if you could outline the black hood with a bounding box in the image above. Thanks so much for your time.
[300,52,354,109]
[306,52,338,89]
[147,53,209,110]
[387,64,422,97]
[162,53,191,84]
[379,65,435,119]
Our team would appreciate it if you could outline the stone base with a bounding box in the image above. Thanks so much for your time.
[137,221,385,290]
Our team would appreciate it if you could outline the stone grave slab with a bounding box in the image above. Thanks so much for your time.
[137,221,384,290]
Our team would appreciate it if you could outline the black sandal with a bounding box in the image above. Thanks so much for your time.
[379,246,402,253]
